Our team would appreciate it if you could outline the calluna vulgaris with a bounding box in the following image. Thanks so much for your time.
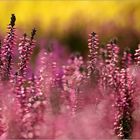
[0,14,140,140]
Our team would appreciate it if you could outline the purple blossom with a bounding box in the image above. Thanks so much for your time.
[87,32,99,77]
[1,14,16,80]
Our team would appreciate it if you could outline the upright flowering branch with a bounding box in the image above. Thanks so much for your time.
[12,73,43,139]
[50,71,63,115]
[100,39,120,90]
[18,34,30,76]
[62,55,85,116]
[36,50,59,116]
[121,50,132,69]
[36,51,51,105]
[18,28,36,77]
[11,28,37,138]
[0,41,3,76]
[134,44,140,66]
[0,86,8,137]
[114,52,135,139]
[1,14,16,80]
[87,32,99,78]
[17,74,46,139]
[106,39,119,66]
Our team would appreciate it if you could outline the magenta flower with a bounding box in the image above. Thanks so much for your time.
[1,14,16,80]
[18,29,36,77]
[62,55,86,116]
[87,32,99,77]
[113,52,134,139]
[100,39,120,91]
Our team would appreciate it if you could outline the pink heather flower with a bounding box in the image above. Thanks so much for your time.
[35,51,51,97]
[0,82,17,138]
[0,41,3,76]
[12,73,46,139]
[10,71,29,138]
[122,50,132,69]
[1,14,16,81]
[87,32,99,78]
[114,68,134,139]
[0,94,7,137]
[100,39,120,91]
[36,50,60,96]
[35,50,62,116]
[19,74,46,139]
[18,29,36,77]
[50,71,63,115]
[106,39,119,66]
[134,44,140,66]
[18,34,30,76]
[62,55,86,116]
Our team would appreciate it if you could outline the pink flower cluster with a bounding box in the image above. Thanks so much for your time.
[0,14,140,140]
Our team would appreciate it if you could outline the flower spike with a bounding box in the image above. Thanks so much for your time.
[10,14,16,27]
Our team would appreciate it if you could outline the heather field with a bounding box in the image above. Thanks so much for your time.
[0,1,140,140]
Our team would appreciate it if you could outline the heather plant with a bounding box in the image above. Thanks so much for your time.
[0,14,140,140]
[62,55,86,116]
[1,14,16,81]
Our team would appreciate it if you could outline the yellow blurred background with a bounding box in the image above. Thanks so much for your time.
[0,0,140,55]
